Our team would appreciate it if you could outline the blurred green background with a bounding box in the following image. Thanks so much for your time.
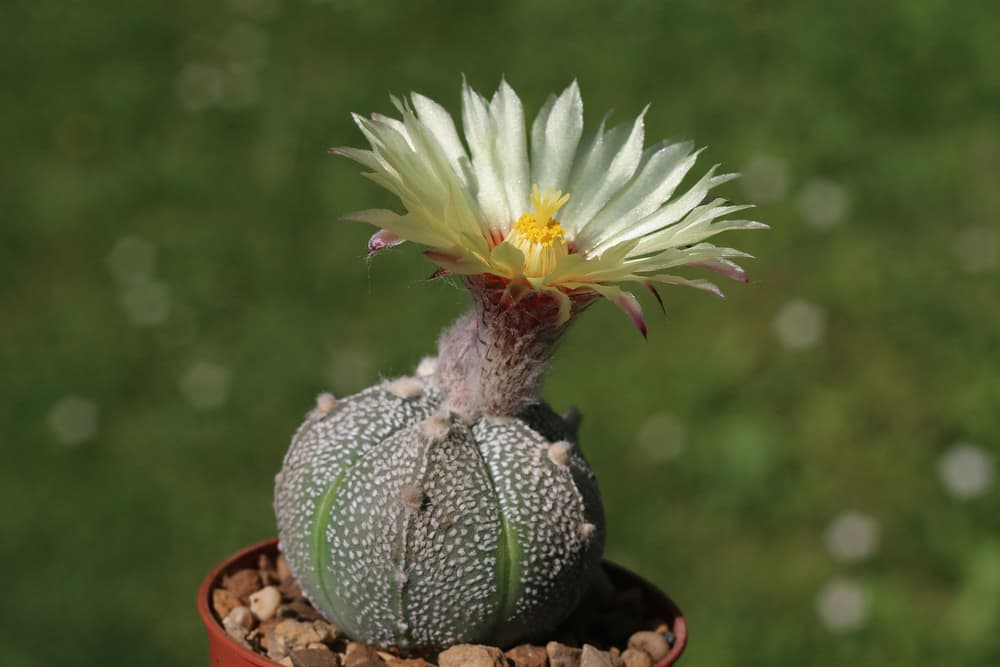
[3,0,999,665]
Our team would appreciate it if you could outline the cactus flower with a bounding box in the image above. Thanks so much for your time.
[335,79,766,333]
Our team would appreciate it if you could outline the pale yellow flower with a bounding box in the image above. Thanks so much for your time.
[335,79,765,333]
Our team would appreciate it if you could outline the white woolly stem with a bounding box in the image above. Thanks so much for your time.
[436,276,594,418]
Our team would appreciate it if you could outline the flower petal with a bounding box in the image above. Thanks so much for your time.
[642,274,726,300]
[630,201,762,256]
[690,258,749,282]
[342,209,453,248]
[530,80,584,196]
[562,108,647,233]
[596,165,726,254]
[489,241,526,277]
[623,242,754,274]
[579,143,701,252]
[490,80,530,217]
[410,92,469,178]
[462,80,510,232]
[424,248,492,275]
[547,286,573,326]
[329,146,384,173]
[367,229,405,256]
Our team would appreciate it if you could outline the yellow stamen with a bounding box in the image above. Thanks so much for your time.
[506,185,570,277]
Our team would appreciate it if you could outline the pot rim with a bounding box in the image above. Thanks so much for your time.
[197,537,688,667]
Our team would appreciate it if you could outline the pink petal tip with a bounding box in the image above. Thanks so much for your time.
[367,229,404,257]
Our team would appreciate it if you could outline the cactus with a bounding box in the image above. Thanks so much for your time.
[274,79,763,652]
[274,372,604,650]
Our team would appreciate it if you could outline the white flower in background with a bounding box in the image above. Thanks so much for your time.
[335,79,766,333]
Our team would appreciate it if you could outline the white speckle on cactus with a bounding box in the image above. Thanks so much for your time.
[416,356,438,377]
[578,522,597,540]
[314,392,337,416]
[388,376,425,399]
[548,441,573,467]
[401,484,425,511]
[484,414,516,426]
[421,414,450,440]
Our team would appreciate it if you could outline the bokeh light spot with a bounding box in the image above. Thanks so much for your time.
[741,153,789,203]
[816,577,869,632]
[180,362,232,410]
[824,510,880,563]
[938,443,995,500]
[47,396,99,446]
[797,178,850,229]
[773,299,826,350]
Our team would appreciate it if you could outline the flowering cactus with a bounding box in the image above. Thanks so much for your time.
[274,79,764,652]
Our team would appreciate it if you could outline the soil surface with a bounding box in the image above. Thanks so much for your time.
[211,551,678,667]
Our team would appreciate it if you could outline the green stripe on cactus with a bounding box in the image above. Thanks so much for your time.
[313,469,346,626]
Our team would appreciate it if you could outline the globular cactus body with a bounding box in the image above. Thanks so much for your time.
[274,369,604,651]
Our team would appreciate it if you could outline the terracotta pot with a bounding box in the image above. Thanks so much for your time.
[198,538,688,667]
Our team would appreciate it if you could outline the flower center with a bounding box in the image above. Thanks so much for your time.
[507,185,570,277]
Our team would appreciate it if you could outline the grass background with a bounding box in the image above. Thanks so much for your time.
[3,0,999,665]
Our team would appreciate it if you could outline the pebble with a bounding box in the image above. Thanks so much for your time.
[384,656,434,667]
[276,554,293,581]
[653,624,675,647]
[279,577,303,599]
[620,648,652,667]
[581,644,621,667]
[212,587,241,618]
[279,599,324,621]
[223,568,262,602]
[627,631,669,663]
[438,644,506,667]
[506,643,548,667]
[249,585,282,621]
[224,606,255,631]
[547,641,583,667]
[250,617,279,653]
[290,647,339,667]
[258,553,279,585]
[268,619,334,660]
[344,641,387,667]
[221,605,254,645]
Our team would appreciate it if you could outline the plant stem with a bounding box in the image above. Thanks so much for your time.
[436,276,594,417]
